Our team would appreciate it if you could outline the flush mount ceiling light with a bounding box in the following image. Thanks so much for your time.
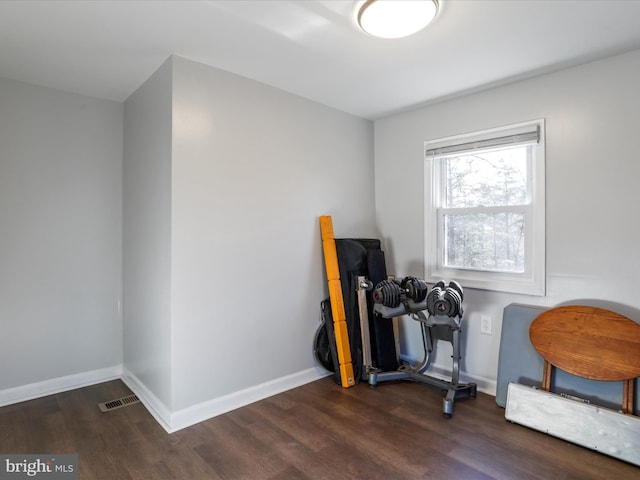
[357,0,439,39]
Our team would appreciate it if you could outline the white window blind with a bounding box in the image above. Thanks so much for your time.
[425,122,540,158]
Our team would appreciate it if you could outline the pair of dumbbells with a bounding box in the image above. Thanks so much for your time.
[372,276,428,308]
[373,278,463,318]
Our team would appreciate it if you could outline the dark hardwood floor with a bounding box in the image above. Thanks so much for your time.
[0,377,637,479]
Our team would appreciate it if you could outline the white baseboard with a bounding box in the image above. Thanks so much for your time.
[0,362,492,434]
[120,368,173,433]
[87,364,491,432]
[168,366,330,433]
[0,365,122,408]
[425,362,497,396]
[0,364,329,434]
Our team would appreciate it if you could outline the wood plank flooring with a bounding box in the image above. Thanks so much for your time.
[1,377,638,479]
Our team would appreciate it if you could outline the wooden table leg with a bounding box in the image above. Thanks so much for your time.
[622,379,634,415]
[542,360,552,392]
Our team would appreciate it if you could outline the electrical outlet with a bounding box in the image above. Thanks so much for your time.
[480,314,492,335]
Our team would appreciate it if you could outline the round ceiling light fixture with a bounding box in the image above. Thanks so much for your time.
[357,0,439,39]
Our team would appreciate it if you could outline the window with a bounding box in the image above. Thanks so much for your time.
[424,120,545,295]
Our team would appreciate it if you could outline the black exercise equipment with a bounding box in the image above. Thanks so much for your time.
[315,230,476,417]
[316,238,399,382]
[369,277,476,417]
[426,280,463,318]
[314,299,341,385]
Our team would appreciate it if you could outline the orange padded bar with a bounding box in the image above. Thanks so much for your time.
[319,215,355,387]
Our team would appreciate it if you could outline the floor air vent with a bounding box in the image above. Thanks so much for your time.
[98,394,140,412]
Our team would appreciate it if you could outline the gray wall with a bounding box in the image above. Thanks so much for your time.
[122,58,174,414]
[170,56,376,411]
[374,49,640,392]
[122,56,376,429]
[0,77,123,397]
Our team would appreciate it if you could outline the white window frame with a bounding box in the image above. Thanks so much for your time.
[424,119,545,295]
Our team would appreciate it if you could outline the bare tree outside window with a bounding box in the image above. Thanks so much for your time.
[441,146,529,273]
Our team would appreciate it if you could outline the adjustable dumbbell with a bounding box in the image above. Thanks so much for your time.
[372,280,402,308]
[401,276,428,303]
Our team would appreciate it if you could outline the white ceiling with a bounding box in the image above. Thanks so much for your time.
[1,0,640,119]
